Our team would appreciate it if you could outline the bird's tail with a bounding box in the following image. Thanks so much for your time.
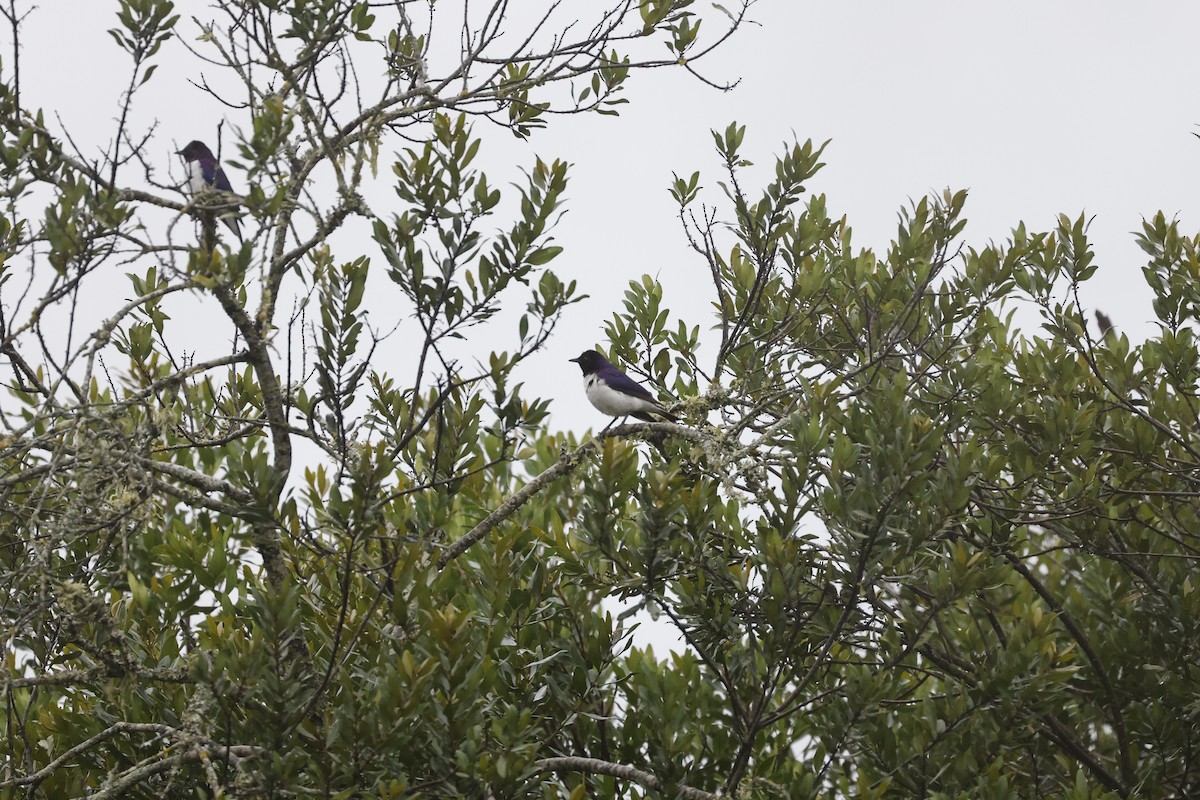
[634,405,678,424]
[220,214,243,241]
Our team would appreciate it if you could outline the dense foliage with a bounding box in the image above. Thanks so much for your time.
[2,1,1198,798]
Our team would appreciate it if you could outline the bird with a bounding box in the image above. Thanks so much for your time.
[177,140,241,239]
[570,349,678,431]
[1095,310,1115,338]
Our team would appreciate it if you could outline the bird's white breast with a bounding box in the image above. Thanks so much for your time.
[584,374,654,416]
[183,161,208,195]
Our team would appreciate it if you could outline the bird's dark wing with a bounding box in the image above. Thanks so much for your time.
[195,157,219,188]
[212,165,234,193]
[597,365,655,402]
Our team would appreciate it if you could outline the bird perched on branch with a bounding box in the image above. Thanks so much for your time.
[177,140,242,240]
[570,349,677,431]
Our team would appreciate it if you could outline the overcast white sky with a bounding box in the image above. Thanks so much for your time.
[17,1,1200,433]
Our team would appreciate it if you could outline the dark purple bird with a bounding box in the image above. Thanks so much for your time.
[177,140,241,239]
[570,349,677,429]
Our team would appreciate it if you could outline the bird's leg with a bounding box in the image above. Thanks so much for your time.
[600,415,633,434]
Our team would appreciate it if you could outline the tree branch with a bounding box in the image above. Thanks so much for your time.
[437,422,703,568]
[534,756,718,800]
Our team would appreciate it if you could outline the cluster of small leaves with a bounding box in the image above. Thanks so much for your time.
[107,0,177,84]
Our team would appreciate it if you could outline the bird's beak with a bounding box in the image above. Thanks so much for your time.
[568,356,580,363]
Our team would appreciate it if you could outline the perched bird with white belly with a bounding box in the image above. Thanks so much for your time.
[570,349,678,431]
[177,140,242,240]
